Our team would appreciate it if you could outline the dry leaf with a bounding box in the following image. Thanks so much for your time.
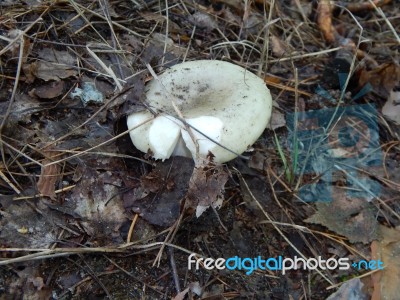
[124,157,194,227]
[71,167,126,240]
[37,152,61,200]
[119,73,146,114]
[33,61,78,81]
[270,34,287,57]
[248,152,266,172]
[7,93,43,124]
[305,188,378,243]
[186,161,229,218]
[150,33,186,57]
[21,48,79,82]
[268,107,286,130]
[37,48,76,65]
[30,80,65,99]
[359,63,400,97]
[371,225,400,300]
[188,12,218,30]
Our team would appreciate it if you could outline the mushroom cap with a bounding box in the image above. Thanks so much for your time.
[127,60,272,163]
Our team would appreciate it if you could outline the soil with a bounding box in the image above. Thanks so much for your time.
[0,0,400,299]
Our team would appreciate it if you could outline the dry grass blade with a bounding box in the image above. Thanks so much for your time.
[0,247,123,266]
[86,45,124,91]
[368,0,400,44]
[0,169,21,194]
[13,185,75,200]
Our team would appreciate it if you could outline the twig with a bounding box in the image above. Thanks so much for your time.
[86,45,124,91]
[168,247,181,293]
[127,213,139,243]
[0,170,21,194]
[12,185,75,200]
[269,47,341,63]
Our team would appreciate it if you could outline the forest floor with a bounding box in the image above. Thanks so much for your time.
[0,0,400,299]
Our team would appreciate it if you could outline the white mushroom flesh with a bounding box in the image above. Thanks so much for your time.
[180,116,224,159]
[148,116,182,160]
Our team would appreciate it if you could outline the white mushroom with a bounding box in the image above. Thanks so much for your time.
[127,60,272,163]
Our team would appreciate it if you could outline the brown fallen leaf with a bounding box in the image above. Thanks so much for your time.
[305,186,378,243]
[37,152,61,200]
[32,60,78,81]
[186,159,229,218]
[270,34,287,57]
[23,48,77,82]
[188,12,218,31]
[71,166,127,242]
[150,33,187,57]
[37,48,76,65]
[29,80,65,99]
[0,199,59,248]
[124,157,194,227]
[22,62,38,84]
[5,93,43,124]
[268,102,286,130]
[371,225,400,300]
[359,63,400,98]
